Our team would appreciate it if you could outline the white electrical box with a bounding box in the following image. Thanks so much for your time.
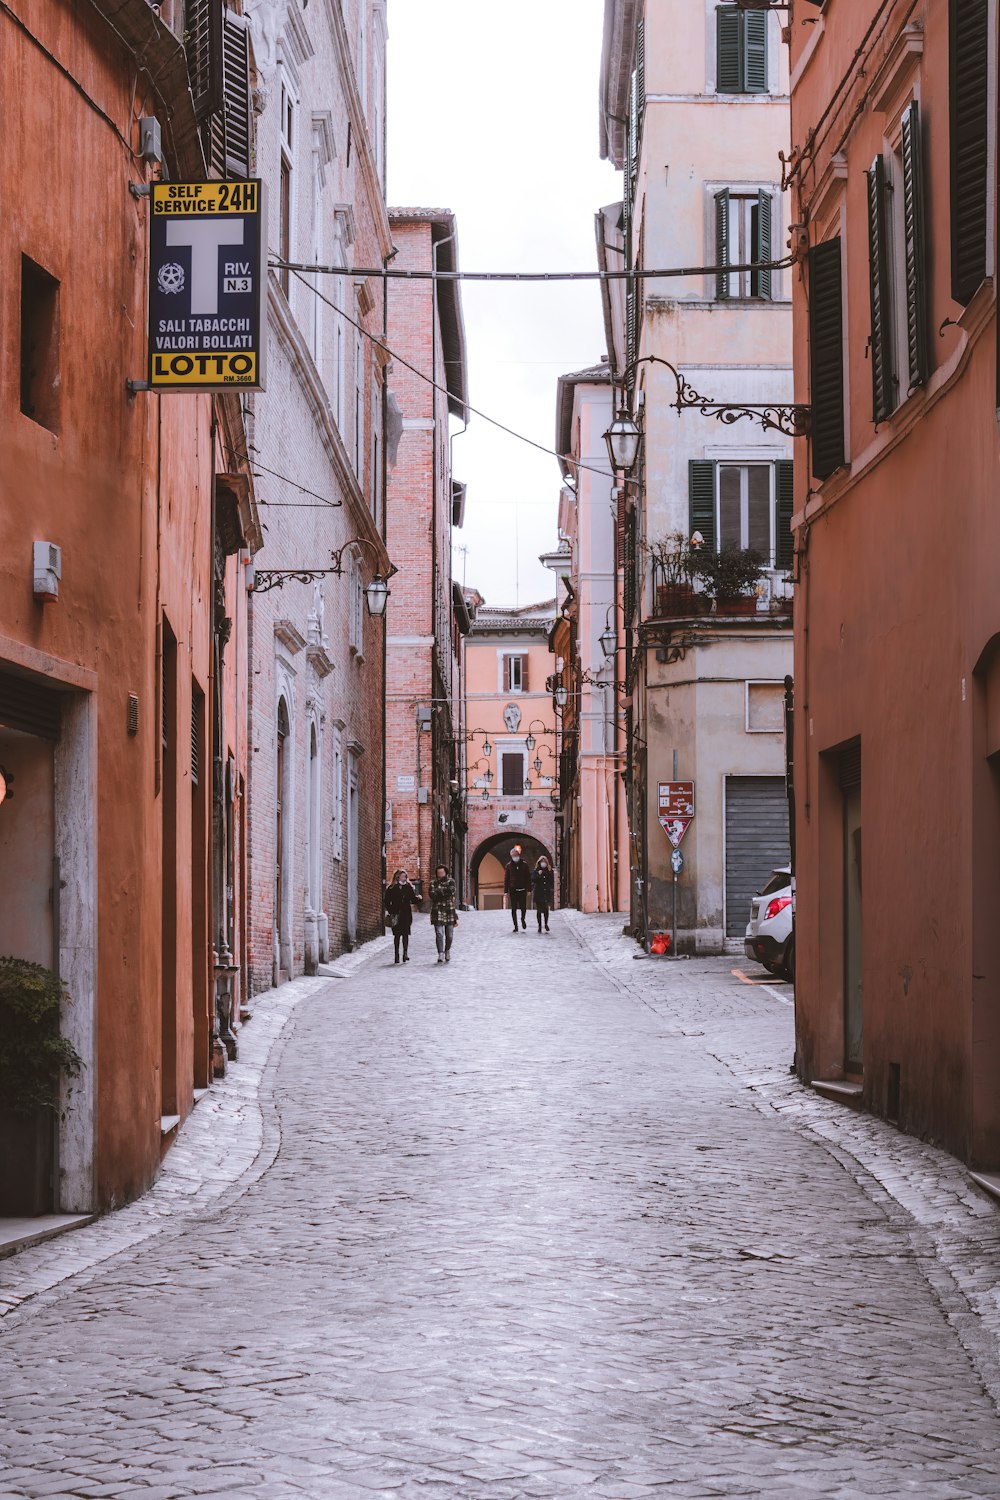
[33,541,62,603]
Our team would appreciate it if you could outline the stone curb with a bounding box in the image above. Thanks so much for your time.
[0,933,392,1321]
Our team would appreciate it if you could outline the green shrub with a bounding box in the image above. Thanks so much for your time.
[0,957,82,1117]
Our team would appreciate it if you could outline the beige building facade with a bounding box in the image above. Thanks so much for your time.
[599,0,794,951]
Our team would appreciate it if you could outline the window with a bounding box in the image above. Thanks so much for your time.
[20,256,60,433]
[501,752,525,797]
[278,78,295,298]
[332,726,344,859]
[347,552,364,655]
[714,189,773,300]
[502,654,528,692]
[869,103,929,418]
[716,4,768,94]
[808,238,846,481]
[949,0,989,306]
[354,318,365,476]
[867,153,896,422]
[719,464,772,554]
[371,373,382,523]
[308,133,324,364]
[689,459,794,569]
[332,272,346,431]
[185,0,251,179]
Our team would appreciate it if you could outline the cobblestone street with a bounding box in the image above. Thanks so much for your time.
[3,910,1000,1498]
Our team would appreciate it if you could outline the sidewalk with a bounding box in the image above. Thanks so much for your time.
[0,935,390,1318]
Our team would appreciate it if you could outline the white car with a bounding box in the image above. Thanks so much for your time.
[744,867,794,980]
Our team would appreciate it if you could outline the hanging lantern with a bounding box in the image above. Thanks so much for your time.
[603,407,641,473]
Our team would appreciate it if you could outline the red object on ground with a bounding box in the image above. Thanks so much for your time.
[650,933,671,955]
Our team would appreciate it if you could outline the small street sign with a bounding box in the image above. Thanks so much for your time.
[658,781,694,848]
[670,848,684,875]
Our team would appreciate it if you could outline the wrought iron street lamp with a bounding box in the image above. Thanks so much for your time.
[603,408,642,473]
[533,755,542,775]
[600,621,617,658]
[364,575,391,617]
[252,536,398,612]
[554,683,568,710]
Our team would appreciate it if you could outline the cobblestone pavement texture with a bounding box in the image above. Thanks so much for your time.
[3,911,1000,1498]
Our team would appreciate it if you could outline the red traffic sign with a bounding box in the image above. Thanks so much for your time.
[658,781,694,848]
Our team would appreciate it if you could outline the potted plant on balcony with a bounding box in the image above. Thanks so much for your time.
[650,532,706,617]
[0,957,82,1215]
[694,546,767,615]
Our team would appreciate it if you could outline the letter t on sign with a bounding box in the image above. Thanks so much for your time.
[166,221,246,316]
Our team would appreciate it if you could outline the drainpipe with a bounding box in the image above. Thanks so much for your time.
[380,240,395,920]
[430,226,455,876]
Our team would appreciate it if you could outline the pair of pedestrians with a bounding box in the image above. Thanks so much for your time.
[385,867,458,965]
[503,846,554,933]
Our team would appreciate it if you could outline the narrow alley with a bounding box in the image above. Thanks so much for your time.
[2,914,1000,1499]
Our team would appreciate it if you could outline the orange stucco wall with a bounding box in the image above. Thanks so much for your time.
[790,0,1000,1163]
[0,4,216,1207]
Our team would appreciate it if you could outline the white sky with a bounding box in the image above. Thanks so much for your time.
[387,0,620,609]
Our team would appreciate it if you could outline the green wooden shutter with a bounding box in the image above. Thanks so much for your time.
[635,18,645,142]
[689,461,716,552]
[775,460,794,571]
[716,5,743,93]
[753,189,772,300]
[949,0,989,305]
[744,9,768,93]
[808,239,846,481]
[185,0,223,123]
[866,155,895,423]
[900,101,928,389]
[715,188,730,299]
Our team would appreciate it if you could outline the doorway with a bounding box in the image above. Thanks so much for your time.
[275,697,292,982]
[840,743,863,1073]
[347,750,360,945]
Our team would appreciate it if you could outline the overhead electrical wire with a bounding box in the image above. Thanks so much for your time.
[275,254,795,284]
[289,268,617,479]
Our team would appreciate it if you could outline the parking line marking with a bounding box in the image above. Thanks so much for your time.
[732,968,793,1006]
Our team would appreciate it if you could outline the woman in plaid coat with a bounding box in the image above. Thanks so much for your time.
[428,864,458,964]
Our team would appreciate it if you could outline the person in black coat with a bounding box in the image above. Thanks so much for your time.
[385,869,421,963]
[504,845,532,932]
[531,857,555,932]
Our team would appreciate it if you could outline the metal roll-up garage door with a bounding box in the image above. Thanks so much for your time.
[725,775,790,937]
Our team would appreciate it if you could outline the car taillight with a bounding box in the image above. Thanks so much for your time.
[764,896,792,921]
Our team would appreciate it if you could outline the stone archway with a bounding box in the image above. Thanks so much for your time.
[469,832,555,910]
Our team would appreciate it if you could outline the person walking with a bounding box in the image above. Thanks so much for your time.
[385,869,421,964]
[428,864,458,964]
[504,845,531,932]
[532,856,554,932]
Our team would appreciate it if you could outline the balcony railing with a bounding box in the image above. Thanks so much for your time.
[650,553,793,621]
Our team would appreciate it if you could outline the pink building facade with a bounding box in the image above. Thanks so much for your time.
[384,211,470,897]
[544,363,629,913]
[463,605,558,908]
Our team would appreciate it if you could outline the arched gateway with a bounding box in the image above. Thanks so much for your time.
[469,832,555,911]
